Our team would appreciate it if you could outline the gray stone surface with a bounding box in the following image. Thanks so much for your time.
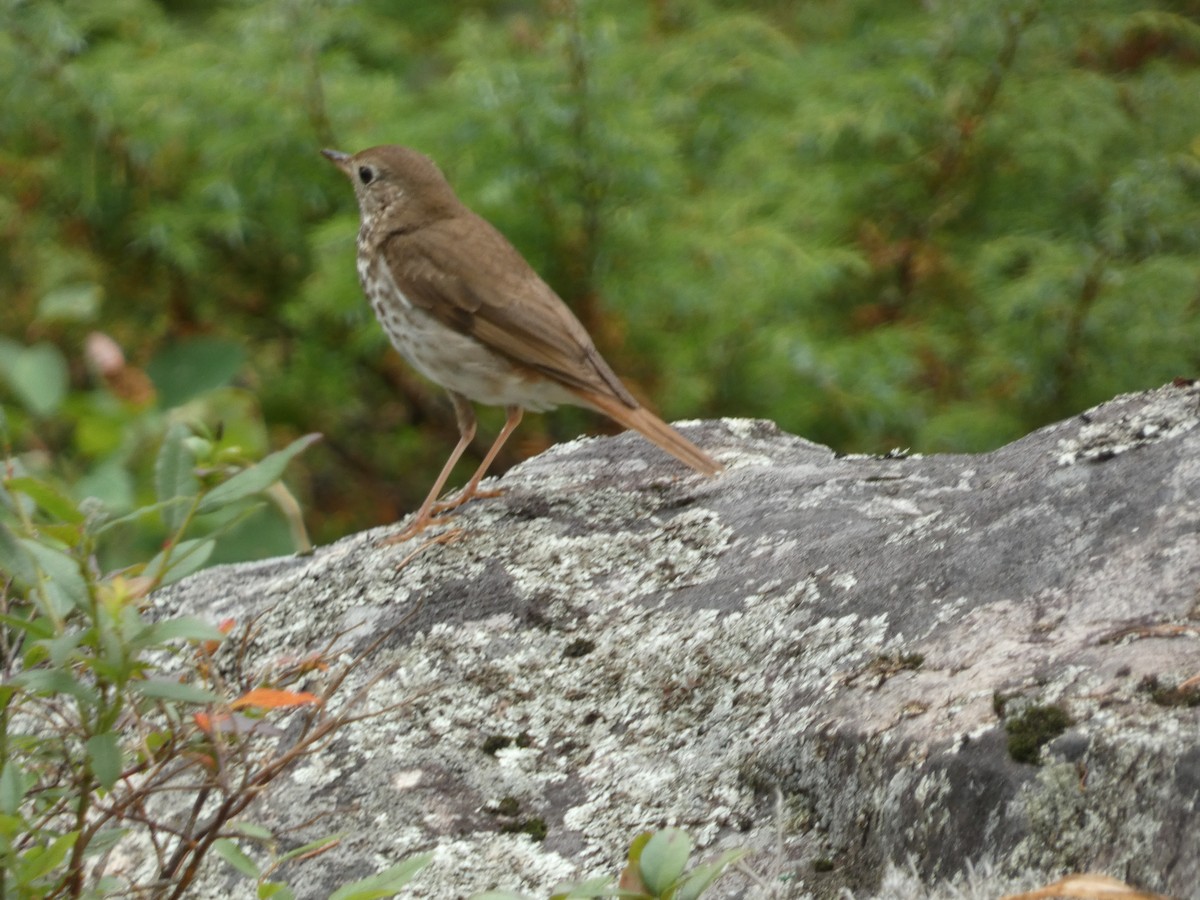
[151,381,1200,899]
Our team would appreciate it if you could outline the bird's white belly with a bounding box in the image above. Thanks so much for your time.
[360,259,575,411]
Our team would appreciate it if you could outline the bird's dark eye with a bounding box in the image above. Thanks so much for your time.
[358,166,374,185]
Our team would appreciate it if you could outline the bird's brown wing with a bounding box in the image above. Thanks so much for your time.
[381,214,637,408]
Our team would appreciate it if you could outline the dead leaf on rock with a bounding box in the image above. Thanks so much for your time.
[1001,872,1175,900]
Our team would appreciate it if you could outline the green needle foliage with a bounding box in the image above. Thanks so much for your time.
[2,0,1198,547]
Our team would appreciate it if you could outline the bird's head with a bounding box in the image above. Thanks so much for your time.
[321,145,460,228]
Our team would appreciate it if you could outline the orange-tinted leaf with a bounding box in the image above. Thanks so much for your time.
[182,748,219,772]
[1001,873,1173,900]
[276,652,331,677]
[617,862,648,893]
[200,622,233,655]
[194,711,228,734]
[230,688,321,710]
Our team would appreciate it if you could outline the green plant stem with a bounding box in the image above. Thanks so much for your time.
[147,493,205,594]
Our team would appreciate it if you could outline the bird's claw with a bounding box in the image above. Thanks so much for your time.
[431,486,502,515]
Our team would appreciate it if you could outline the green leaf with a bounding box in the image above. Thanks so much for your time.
[637,829,691,896]
[4,477,85,524]
[0,522,39,590]
[545,877,629,899]
[22,539,90,613]
[258,882,296,899]
[1,342,69,418]
[43,628,86,666]
[0,812,21,840]
[40,523,85,545]
[231,822,275,841]
[92,497,182,535]
[214,838,261,878]
[83,827,129,858]
[15,669,100,705]
[147,337,247,407]
[0,762,30,815]
[0,613,56,641]
[86,733,124,790]
[328,852,433,900]
[672,849,750,900]
[274,832,345,866]
[143,537,216,587]
[134,616,225,650]
[17,831,78,883]
[155,422,198,533]
[75,459,135,516]
[196,434,321,514]
[130,679,219,704]
[626,831,652,863]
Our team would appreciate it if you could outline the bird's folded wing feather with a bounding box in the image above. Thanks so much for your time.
[382,215,637,408]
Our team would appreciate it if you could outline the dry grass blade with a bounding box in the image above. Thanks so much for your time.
[1000,873,1176,900]
[1176,671,1200,691]
[1095,622,1200,645]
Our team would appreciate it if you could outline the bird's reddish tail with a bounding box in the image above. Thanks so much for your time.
[573,389,723,476]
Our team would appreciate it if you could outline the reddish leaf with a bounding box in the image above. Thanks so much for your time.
[193,711,223,734]
[230,688,321,710]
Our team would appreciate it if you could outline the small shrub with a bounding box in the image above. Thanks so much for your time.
[1005,704,1073,765]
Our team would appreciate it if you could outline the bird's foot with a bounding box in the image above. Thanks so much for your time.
[377,525,464,563]
[430,485,502,516]
[376,484,501,547]
[376,511,444,547]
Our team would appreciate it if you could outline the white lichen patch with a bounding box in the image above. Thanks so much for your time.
[413,835,578,898]
[1056,382,1200,465]
[717,417,774,440]
[251,572,900,895]
[830,571,858,592]
[392,768,423,789]
[289,758,342,787]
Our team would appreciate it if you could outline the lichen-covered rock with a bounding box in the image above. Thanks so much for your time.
[151,381,1200,899]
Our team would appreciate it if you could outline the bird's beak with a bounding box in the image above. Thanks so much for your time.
[321,148,352,175]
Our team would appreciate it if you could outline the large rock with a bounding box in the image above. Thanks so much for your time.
[152,382,1200,899]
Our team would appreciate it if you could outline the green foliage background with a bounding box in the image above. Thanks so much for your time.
[3,0,1199,559]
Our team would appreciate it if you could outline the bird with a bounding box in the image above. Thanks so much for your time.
[322,144,722,540]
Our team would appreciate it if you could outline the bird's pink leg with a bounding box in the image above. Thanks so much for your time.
[381,393,478,544]
[432,404,523,514]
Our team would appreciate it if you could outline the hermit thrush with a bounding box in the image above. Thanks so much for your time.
[322,145,722,539]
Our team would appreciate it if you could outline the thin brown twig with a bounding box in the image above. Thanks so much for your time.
[152,533,443,896]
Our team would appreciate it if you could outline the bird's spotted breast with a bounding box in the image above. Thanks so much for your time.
[358,253,574,412]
